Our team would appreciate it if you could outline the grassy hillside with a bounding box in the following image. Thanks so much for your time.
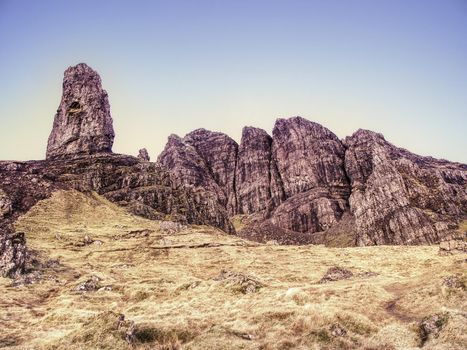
[0,190,465,349]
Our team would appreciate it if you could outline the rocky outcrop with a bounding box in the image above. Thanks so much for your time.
[344,129,467,245]
[0,228,27,278]
[0,189,12,219]
[0,154,234,234]
[160,117,354,242]
[46,63,115,160]
[267,117,350,233]
[271,117,349,197]
[184,129,239,215]
[159,117,466,246]
[137,148,150,161]
[158,134,226,206]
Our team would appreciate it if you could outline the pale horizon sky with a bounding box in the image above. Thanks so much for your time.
[0,0,466,163]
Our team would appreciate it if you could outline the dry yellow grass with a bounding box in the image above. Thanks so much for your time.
[0,190,465,349]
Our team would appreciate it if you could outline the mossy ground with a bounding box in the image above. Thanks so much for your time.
[0,190,465,349]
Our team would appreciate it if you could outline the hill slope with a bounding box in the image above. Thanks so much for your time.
[0,190,465,349]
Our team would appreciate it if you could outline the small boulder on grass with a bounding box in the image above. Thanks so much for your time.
[75,275,102,292]
[330,323,347,337]
[438,239,467,255]
[419,313,449,345]
[60,311,136,347]
[319,267,353,283]
[214,269,263,294]
[442,275,466,290]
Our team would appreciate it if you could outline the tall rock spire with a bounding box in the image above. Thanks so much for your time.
[46,63,115,160]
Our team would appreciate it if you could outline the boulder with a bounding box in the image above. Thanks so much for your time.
[319,266,353,283]
[137,148,150,161]
[0,228,27,278]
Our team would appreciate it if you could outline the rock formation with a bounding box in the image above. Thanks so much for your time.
[160,117,466,246]
[158,129,238,215]
[137,148,150,161]
[267,117,350,234]
[1,64,234,278]
[46,63,115,160]
[344,129,467,245]
[235,127,274,214]
[0,151,233,236]
[1,62,466,268]
[0,227,27,278]
[272,117,349,197]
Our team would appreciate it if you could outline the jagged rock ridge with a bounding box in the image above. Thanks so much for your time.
[159,118,466,246]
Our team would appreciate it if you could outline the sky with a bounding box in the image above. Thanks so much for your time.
[0,0,466,162]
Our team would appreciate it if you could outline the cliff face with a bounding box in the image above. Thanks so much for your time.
[158,129,239,215]
[159,119,466,246]
[267,117,350,234]
[344,130,467,245]
[235,127,275,214]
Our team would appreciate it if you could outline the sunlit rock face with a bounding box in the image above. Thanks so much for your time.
[46,63,115,160]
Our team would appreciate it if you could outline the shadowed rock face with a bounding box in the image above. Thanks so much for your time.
[46,63,115,160]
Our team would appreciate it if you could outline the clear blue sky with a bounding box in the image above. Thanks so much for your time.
[0,0,466,162]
